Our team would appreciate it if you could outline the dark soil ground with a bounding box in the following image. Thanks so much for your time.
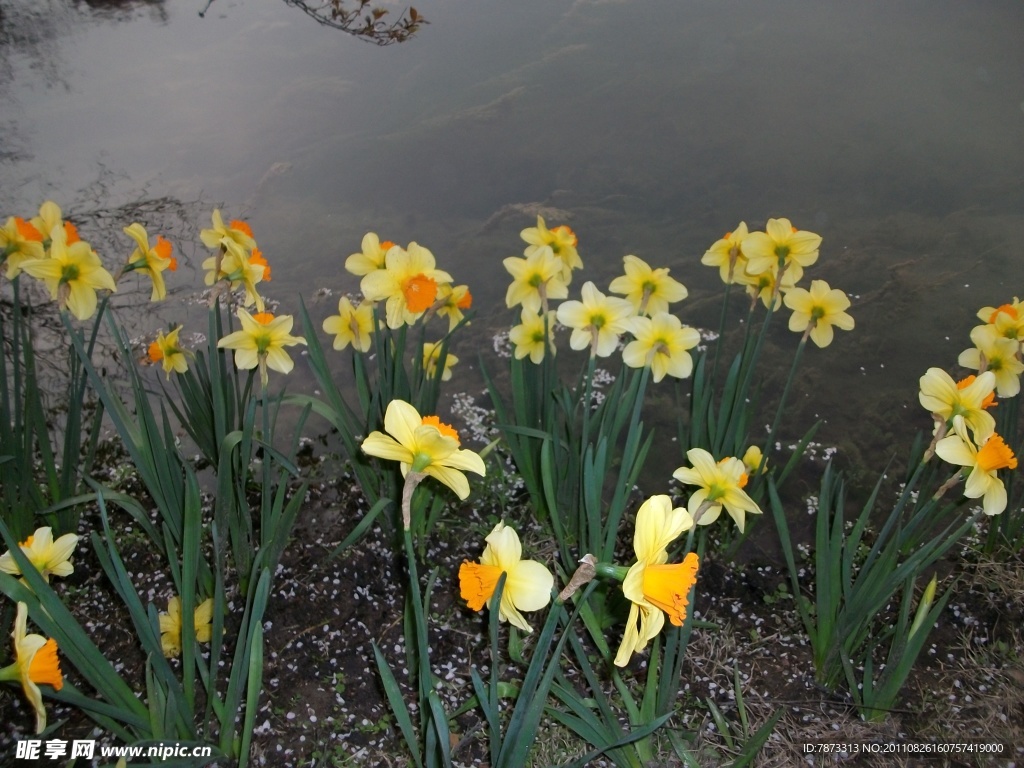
[1,438,1023,768]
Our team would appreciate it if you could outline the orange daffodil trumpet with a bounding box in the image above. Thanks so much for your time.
[0,603,63,733]
[159,596,215,658]
[783,279,855,348]
[935,415,1017,516]
[361,399,485,505]
[672,448,762,532]
[459,522,553,633]
[120,223,176,301]
[613,495,697,667]
[217,309,306,388]
[0,526,79,582]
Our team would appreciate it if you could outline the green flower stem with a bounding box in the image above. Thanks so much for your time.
[754,332,808,490]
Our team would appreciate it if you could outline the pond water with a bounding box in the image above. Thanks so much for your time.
[3,0,1024,485]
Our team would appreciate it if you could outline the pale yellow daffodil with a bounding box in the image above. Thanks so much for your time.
[958,324,1024,398]
[742,218,821,285]
[614,495,696,667]
[556,281,635,358]
[158,596,214,658]
[621,312,700,382]
[0,603,63,733]
[783,279,855,348]
[919,368,996,443]
[217,309,307,388]
[521,216,582,282]
[434,283,473,332]
[345,232,395,276]
[508,308,557,364]
[701,223,750,284]
[976,299,1024,341]
[459,522,553,633]
[935,415,1017,516]
[20,225,116,320]
[360,243,452,329]
[202,239,267,311]
[199,209,256,253]
[422,342,458,381]
[1,216,45,279]
[672,449,761,532]
[737,260,798,310]
[608,255,687,316]
[148,326,191,379]
[361,400,485,500]
[322,296,375,352]
[503,247,569,315]
[122,223,176,301]
[0,526,79,582]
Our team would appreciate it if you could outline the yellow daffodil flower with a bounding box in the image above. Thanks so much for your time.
[737,260,797,310]
[29,201,79,248]
[322,296,375,352]
[701,223,750,284]
[614,495,696,667]
[556,281,635,358]
[742,445,767,476]
[361,399,485,500]
[521,216,582,282]
[608,255,688,316]
[434,283,473,332]
[345,232,394,276]
[621,312,700,382]
[958,324,1024,398]
[1,216,45,278]
[199,209,256,253]
[148,326,191,379]
[672,449,762,532]
[509,309,557,364]
[158,596,214,658]
[919,368,996,443]
[0,526,79,582]
[20,225,116,320]
[0,603,63,733]
[360,242,452,329]
[459,522,553,633]
[503,247,569,315]
[217,309,307,388]
[423,342,458,381]
[976,299,1024,341]
[783,279,855,348]
[742,218,821,285]
[121,223,176,301]
[935,415,1017,516]
[202,239,267,311]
